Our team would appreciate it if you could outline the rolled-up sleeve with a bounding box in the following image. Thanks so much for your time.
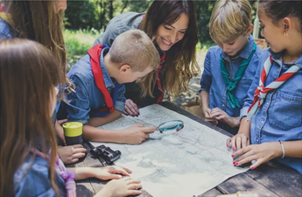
[199,49,213,92]
[114,83,126,112]
[65,75,91,124]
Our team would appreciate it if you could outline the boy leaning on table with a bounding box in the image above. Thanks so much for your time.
[56,29,159,145]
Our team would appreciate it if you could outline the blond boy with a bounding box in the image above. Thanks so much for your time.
[199,0,263,135]
[57,29,159,144]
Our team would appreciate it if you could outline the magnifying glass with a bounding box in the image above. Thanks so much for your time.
[157,120,184,134]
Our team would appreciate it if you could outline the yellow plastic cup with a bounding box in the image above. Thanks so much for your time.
[62,122,83,145]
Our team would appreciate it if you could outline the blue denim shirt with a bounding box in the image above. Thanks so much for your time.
[57,47,126,124]
[199,35,262,133]
[14,154,66,197]
[0,17,13,39]
[241,48,302,174]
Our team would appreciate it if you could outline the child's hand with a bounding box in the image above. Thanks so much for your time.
[95,177,142,197]
[58,144,86,164]
[55,119,68,143]
[203,107,218,124]
[120,124,157,144]
[210,107,239,127]
[124,99,139,116]
[94,166,132,180]
[226,133,250,151]
[232,142,282,170]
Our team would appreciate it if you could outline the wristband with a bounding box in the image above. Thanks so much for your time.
[279,140,285,159]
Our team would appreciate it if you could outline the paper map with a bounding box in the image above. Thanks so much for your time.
[90,104,248,197]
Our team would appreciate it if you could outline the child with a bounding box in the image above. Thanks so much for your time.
[57,29,159,144]
[230,0,302,174]
[0,39,142,197]
[199,0,262,135]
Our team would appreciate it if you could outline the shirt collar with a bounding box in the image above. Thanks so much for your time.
[222,35,255,60]
[268,48,302,69]
[100,47,115,89]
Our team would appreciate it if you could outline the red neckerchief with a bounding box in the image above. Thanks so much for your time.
[156,53,166,103]
[0,6,5,12]
[88,44,114,112]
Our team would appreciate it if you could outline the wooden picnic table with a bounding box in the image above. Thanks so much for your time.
[72,102,302,197]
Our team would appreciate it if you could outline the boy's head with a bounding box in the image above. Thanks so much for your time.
[108,29,160,84]
[209,0,254,56]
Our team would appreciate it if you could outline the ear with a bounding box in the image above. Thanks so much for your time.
[246,24,254,36]
[282,17,291,35]
[119,64,131,73]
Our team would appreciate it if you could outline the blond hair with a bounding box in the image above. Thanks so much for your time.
[109,29,159,72]
[209,0,252,44]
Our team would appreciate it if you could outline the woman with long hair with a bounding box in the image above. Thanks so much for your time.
[94,0,199,116]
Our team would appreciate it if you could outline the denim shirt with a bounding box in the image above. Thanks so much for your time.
[14,154,66,197]
[199,35,262,133]
[241,48,302,174]
[0,16,13,39]
[93,12,144,47]
[57,47,126,124]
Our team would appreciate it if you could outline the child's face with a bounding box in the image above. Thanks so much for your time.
[49,87,58,117]
[258,9,285,53]
[218,34,249,57]
[116,66,153,84]
[155,13,189,52]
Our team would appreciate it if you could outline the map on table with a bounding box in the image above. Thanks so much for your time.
[90,104,248,197]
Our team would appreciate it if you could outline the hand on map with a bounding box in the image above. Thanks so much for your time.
[94,166,132,180]
[203,107,218,124]
[58,144,87,164]
[209,107,239,127]
[96,177,142,197]
[226,133,250,151]
[120,124,157,144]
[232,142,282,170]
[124,99,139,117]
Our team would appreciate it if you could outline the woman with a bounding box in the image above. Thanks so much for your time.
[94,0,199,116]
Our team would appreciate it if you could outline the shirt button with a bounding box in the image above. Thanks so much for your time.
[261,121,264,124]
[222,104,225,107]
[257,139,259,142]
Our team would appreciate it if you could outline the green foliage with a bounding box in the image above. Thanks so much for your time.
[63,29,102,70]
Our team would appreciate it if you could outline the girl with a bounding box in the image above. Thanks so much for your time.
[0,39,142,197]
[0,0,86,164]
[229,0,302,174]
[93,0,199,116]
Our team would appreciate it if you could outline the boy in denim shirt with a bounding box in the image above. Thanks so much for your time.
[199,0,262,135]
[57,30,159,144]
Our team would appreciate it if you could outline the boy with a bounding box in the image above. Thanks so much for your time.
[199,0,263,135]
[57,29,159,144]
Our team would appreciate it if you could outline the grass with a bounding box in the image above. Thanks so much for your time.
[64,28,102,70]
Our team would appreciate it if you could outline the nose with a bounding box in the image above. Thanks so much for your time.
[221,44,228,52]
[170,31,178,43]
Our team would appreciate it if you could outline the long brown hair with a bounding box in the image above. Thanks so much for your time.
[0,39,61,196]
[2,0,66,84]
[138,0,199,97]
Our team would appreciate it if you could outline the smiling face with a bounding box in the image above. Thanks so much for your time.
[155,13,189,52]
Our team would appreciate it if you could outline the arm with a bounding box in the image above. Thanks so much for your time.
[67,166,131,181]
[82,124,157,144]
[233,140,302,169]
[88,109,122,127]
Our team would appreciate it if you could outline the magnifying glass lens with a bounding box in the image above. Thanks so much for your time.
[158,120,184,133]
